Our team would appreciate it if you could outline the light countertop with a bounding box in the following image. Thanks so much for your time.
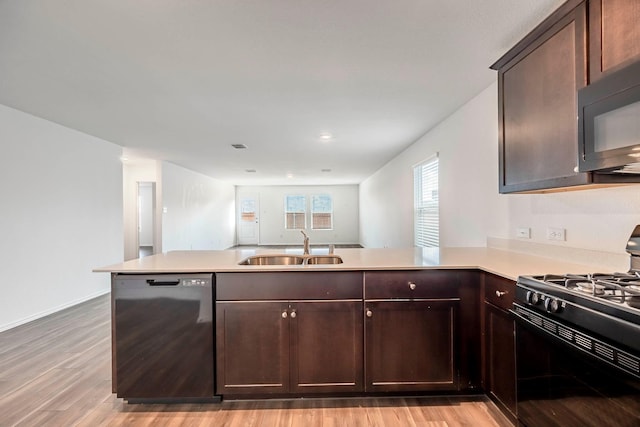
[94,247,622,281]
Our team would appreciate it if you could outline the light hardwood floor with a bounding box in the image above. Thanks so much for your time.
[0,295,512,427]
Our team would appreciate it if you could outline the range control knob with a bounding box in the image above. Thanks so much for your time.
[544,298,561,313]
[526,291,540,305]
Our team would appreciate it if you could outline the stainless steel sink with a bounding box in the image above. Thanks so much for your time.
[304,255,344,264]
[238,254,343,265]
[238,255,306,265]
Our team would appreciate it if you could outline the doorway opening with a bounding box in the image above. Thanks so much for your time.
[137,182,156,258]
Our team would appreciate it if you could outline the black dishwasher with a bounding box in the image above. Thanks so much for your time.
[112,273,216,402]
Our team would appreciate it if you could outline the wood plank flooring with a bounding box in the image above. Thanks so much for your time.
[0,295,512,427]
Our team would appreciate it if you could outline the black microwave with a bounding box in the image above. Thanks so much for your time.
[578,60,640,173]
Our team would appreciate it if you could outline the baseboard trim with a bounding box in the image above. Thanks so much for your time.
[0,289,110,333]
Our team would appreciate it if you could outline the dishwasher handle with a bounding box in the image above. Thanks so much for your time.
[146,279,180,286]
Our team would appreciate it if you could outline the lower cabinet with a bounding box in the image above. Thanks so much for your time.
[215,270,482,398]
[363,270,462,392]
[216,301,289,395]
[483,273,517,422]
[216,299,363,396]
[365,300,459,392]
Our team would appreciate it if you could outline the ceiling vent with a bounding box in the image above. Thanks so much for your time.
[231,144,248,149]
[245,169,257,173]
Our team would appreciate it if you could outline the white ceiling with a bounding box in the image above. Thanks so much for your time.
[0,0,563,185]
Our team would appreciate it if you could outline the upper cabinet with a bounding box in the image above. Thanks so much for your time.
[589,0,640,82]
[491,0,640,193]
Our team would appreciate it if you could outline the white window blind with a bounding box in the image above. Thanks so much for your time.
[414,155,439,247]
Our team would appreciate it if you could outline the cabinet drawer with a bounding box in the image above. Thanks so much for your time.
[364,271,459,300]
[216,272,363,300]
[484,274,515,311]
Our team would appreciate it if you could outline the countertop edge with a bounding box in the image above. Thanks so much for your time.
[94,247,622,282]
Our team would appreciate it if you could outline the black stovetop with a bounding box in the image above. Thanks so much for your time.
[518,273,640,324]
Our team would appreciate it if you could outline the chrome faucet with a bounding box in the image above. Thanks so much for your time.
[301,231,310,255]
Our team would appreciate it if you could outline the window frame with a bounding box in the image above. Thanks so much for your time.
[284,194,307,230]
[310,194,333,230]
[413,154,439,248]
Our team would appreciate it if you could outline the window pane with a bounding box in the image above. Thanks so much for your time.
[286,195,306,212]
[414,156,439,247]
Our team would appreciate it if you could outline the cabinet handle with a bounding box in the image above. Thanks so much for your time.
[408,282,417,290]
[290,309,297,319]
[282,311,288,319]
[495,290,507,298]
[366,309,373,318]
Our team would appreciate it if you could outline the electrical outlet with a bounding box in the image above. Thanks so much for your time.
[516,227,531,239]
[547,227,566,241]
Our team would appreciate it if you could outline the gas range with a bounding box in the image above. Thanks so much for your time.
[512,227,640,427]
[514,271,640,378]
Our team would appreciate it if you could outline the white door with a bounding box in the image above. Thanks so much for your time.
[238,196,260,245]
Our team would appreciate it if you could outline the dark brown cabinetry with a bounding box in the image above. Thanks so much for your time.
[289,301,363,394]
[492,1,588,193]
[589,0,640,82]
[492,0,640,193]
[363,271,462,392]
[215,272,363,397]
[216,301,289,395]
[482,274,517,423]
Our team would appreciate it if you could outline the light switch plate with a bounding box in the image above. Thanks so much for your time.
[516,227,531,239]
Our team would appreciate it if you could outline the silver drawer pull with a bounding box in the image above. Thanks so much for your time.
[408,282,417,290]
[290,310,297,319]
[495,290,507,297]
[282,311,288,319]
[366,309,373,318]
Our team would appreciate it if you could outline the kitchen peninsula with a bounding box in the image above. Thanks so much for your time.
[96,246,610,279]
[96,246,614,424]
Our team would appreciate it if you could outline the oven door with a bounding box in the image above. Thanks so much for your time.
[513,308,640,427]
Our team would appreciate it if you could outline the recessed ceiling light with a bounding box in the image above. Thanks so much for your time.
[245,169,257,173]
[319,133,334,141]
[286,173,294,179]
[231,144,248,149]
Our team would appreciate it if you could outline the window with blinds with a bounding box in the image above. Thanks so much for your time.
[285,195,306,229]
[311,195,333,230]
[414,155,439,247]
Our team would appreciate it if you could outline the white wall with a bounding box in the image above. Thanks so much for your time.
[360,82,640,256]
[161,162,236,251]
[360,84,506,248]
[0,104,122,332]
[236,185,360,245]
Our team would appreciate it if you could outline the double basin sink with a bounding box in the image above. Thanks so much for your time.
[238,254,343,265]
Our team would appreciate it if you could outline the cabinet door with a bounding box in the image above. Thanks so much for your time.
[365,300,458,392]
[590,0,640,82]
[290,301,364,394]
[216,301,289,395]
[497,3,588,193]
[485,302,517,421]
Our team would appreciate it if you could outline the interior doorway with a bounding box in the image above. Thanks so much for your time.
[137,182,156,258]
